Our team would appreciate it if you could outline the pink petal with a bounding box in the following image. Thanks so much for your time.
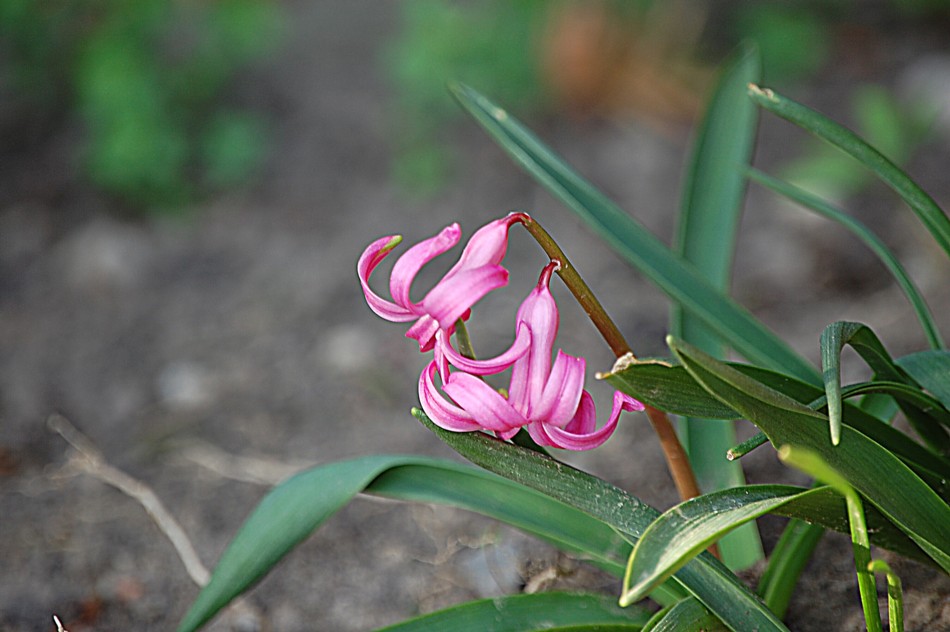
[405,314,443,353]
[418,361,483,432]
[357,235,416,322]
[443,372,528,433]
[508,263,560,411]
[423,265,509,330]
[543,391,644,451]
[497,427,521,440]
[436,324,531,376]
[389,223,461,312]
[533,351,586,426]
[449,215,518,271]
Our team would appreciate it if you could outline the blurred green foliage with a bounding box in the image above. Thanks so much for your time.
[0,0,283,212]
[384,0,550,196]
[385,0,949,197]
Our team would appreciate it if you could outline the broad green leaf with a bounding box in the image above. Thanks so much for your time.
[668,336,950,573]
[606,358,950,489]
[673,44,763,570]
[777,446,881,631]
[898,350,950,409]
[620,483,927,606]
[450,82,818,385]
[642,597,728,632]
[177,456,635,632]
[413,410,789,632]
[748,85,950,260]
[821,322,950,452]
[748,168,944,349]
[375,592,651,632]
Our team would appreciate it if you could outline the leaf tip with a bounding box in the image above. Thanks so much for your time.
[610,352,638,374]
[748,83,776,102]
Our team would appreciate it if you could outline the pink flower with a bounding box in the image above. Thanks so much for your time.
[358,215,521,352]
[420,262,644,450]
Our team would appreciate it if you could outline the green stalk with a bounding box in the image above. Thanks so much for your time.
[778,446,882,632]
[868,559,904,632]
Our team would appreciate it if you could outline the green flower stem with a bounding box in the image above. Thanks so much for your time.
[868,559,904,632]
[779,446,882,632]
[513,212,705,507]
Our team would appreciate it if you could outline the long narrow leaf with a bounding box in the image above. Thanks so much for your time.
[673,44,763,570]
[667,336,950,573]
[756,520,824,617]
[450,82,818,385]
[413,409,790,632]
[177,456,639,632]
[748,168,943,349]
[374,592,651,632]
[748,84,950,260]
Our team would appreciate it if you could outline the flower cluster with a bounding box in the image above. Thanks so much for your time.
[358,214,643,450]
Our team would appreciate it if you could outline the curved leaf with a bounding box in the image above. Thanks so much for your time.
[606,358,950,488]
[747,169,944,350]
[821,322,950,451]
[620,483,927,605]
[668,336,950,573]
[450,81,818,385]
[748,85,950,260]
[177,456,635,632]
[374,592,651,632]
[413,409,790,632]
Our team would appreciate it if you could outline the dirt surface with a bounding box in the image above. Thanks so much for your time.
[2,2,949,631]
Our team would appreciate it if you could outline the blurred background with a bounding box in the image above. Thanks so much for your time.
[1,1,949,630]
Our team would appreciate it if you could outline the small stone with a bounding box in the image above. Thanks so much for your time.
[156,361,214,411]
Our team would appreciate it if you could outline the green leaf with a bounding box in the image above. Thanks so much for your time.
[821,322,950,452]
[605,358,950,490]
[747,168,944,349]
[668,336,950,573]
[620,483,927,606]
[641,597,729,632]
[374,592,651,632]
[673,44,763,570]
[748,84,950,260]
[413,410,790,632]
[177,456,635,632]
[898,350,950,409]
[450,82,818,385]
[756,520,824,617]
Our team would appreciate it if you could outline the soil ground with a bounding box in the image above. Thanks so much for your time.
[1,2,949,631]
